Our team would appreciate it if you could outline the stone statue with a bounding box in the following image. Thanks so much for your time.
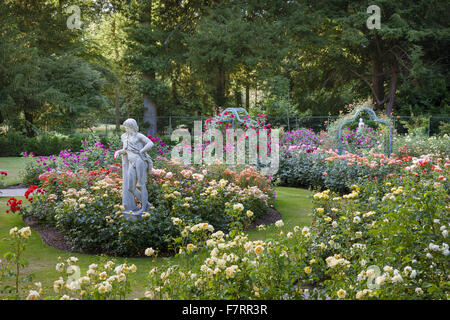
[114,119,154,219]
[358,118,365,132]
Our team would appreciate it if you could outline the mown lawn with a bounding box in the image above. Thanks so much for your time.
[0,157,28,186]
[0,156,312,299]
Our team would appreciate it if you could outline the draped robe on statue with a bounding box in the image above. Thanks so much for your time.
[121,132,153,212]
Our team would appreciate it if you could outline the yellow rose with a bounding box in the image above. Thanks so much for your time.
[187,243,197,252]
[254,246,264,255]
[337,288,347,299]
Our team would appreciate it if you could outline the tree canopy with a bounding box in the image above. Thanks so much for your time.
[1,0,448,135]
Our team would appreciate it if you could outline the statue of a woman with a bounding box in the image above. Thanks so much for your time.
[358,118,365,132]
[114,119,154,217]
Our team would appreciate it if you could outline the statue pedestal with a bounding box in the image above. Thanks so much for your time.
[123,211,142,221]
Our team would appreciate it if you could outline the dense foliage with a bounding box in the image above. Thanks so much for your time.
[276,105,450,192]
[0,132,88,157]
[126,154,449,299]
[1,0,448,136]
[19,134,169,185]
[19,158,273,256]
[2,150,448,300]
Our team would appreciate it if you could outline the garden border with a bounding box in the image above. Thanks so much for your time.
[22,207,282,257]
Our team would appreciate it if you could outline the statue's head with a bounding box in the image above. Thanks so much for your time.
[123,118,138,133]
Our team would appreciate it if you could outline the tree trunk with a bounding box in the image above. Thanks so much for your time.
[371,54,385,111]
[24,109,34,137]
[171,71,178,103]
[353,36,399,116]
[112,16,121,132]
[235,88,242,107]
[143,96,157,136]
[213,64,226,107]
[143,73,157,136]
[115,88,120,131]
[385,62,398,117]
[141,0,157,136]
[245,85,250,110]
[369,34,385,111]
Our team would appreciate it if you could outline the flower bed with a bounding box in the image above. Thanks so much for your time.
[138,153,449,299]
[275,138,449,194]
[5,152,445,300]
[20,134,170,186]
[20,159,274,257]
[280,128,322,154]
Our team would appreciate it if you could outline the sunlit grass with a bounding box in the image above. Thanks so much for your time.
[0,156,312,298]
[0,187,312,299]
[0,157,27,186]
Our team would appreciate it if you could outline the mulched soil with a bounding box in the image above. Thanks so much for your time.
[23,207,282,256]
[244,207,282,231]
[23,216,74,252]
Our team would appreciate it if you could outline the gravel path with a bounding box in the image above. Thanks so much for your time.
[0,188,27,197]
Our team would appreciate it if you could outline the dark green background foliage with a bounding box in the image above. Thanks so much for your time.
[0,0,448,137]
[0,132,86,156]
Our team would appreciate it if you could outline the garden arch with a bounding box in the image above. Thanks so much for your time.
[209,107,259,130]
[338,107,393,156]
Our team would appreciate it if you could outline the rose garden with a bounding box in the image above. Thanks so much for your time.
[0,1,449,302]
[0,101,448,300]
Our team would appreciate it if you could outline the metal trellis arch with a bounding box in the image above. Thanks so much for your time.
[338,107,393,156]
[210,107,259,129]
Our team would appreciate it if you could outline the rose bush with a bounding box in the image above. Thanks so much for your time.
[19,159,274,256]
[20,134,170,186]
[276,147,413,193]
[139,153,448,300]
[1,151,448,300]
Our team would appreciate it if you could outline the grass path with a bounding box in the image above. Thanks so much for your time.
[0,157,312,298]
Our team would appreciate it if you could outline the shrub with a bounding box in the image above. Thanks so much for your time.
[280,128,321,153]
[393,133,450,158]
[0,226,33,298]
[20,136,117,185]
[438,121,450,136]
[0,131,86,157]
[140,154,448,300]
[20,159,274,256]
[322,101,392,155]
[20,133,172,186]
[276,148,407,193]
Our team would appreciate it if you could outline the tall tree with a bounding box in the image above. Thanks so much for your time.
[125,0,160,135]
[0,0,110,135]
[305,0,450,116]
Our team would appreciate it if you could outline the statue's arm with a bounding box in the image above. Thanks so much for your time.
[114,149,126,160]
[114,135,127,159]
[138,134,154,154]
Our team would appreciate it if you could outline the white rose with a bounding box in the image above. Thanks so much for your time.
[56,263,65,272]
[275,220,284,228]
[19,227,31,239]
[233,203,244,212]
[26,290,40,300]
